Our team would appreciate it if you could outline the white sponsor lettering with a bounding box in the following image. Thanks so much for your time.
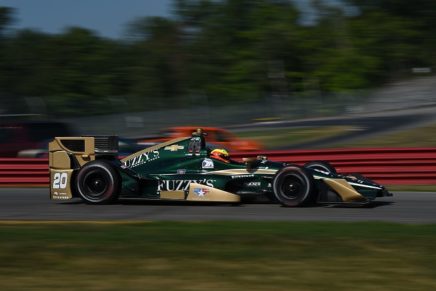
[124,150,160,168]
[158,179,215,192]
[52,191,70,200]
[231,174,254,179]
[247,182,261,187]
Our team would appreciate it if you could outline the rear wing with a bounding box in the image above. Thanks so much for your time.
[49,136,118,200]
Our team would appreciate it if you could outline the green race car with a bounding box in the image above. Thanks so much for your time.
[49,129,392,206]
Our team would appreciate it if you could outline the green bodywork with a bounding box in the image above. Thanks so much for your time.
[49,131,391,205]
[118,135,282,200]
[113,133,389,203]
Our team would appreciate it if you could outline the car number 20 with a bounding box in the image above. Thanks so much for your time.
[53,172,68,189]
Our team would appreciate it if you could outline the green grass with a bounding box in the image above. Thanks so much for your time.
[387,185,436,192]
[237,126,355,149]
[1,221,436,290]
[236,121,436,149]
[339,122,436,148]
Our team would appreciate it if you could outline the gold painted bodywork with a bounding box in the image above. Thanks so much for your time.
[323,178,367,202]
[49,137,95,167]
[48,137,96,200]
[50,151,70,169]
[49,169,74,200]
[186,183,240,202]
[160,191,185,200]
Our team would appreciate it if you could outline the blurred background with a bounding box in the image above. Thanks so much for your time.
[1,0,436,156]
[1,3,435,288]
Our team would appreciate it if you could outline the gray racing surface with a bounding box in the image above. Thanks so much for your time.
[0,188,435,223]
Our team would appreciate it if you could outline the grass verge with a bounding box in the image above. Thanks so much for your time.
[339,122,436,148]
[236,126,356,149]
[387,185,436,192]
[1,221,436,290]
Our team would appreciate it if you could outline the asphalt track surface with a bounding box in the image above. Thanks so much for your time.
[1,188,436,223]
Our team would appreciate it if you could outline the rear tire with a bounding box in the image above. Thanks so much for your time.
[273,166,315,207]
[75,160,120,204]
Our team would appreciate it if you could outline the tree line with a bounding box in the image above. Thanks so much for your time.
[0,0,435,116]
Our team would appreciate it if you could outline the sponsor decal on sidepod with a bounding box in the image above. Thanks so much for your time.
[193,188,209,197]
[202,158,214,169]
[123,150,160,169]
[157,179,216,192]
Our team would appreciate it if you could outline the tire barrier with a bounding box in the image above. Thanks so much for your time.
[0,158,49,186]
[1,147,436,186]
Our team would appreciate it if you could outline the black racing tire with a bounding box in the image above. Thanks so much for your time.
[273,166,315,207]
[304,161,337,175]
[75,160,120,204]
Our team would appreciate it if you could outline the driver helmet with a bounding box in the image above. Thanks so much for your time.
[211,149,230,163]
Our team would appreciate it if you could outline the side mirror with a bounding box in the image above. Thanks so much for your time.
[243,157,258,171]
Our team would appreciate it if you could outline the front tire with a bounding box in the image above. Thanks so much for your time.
[273,166,315,207]
[75,160,120,204]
